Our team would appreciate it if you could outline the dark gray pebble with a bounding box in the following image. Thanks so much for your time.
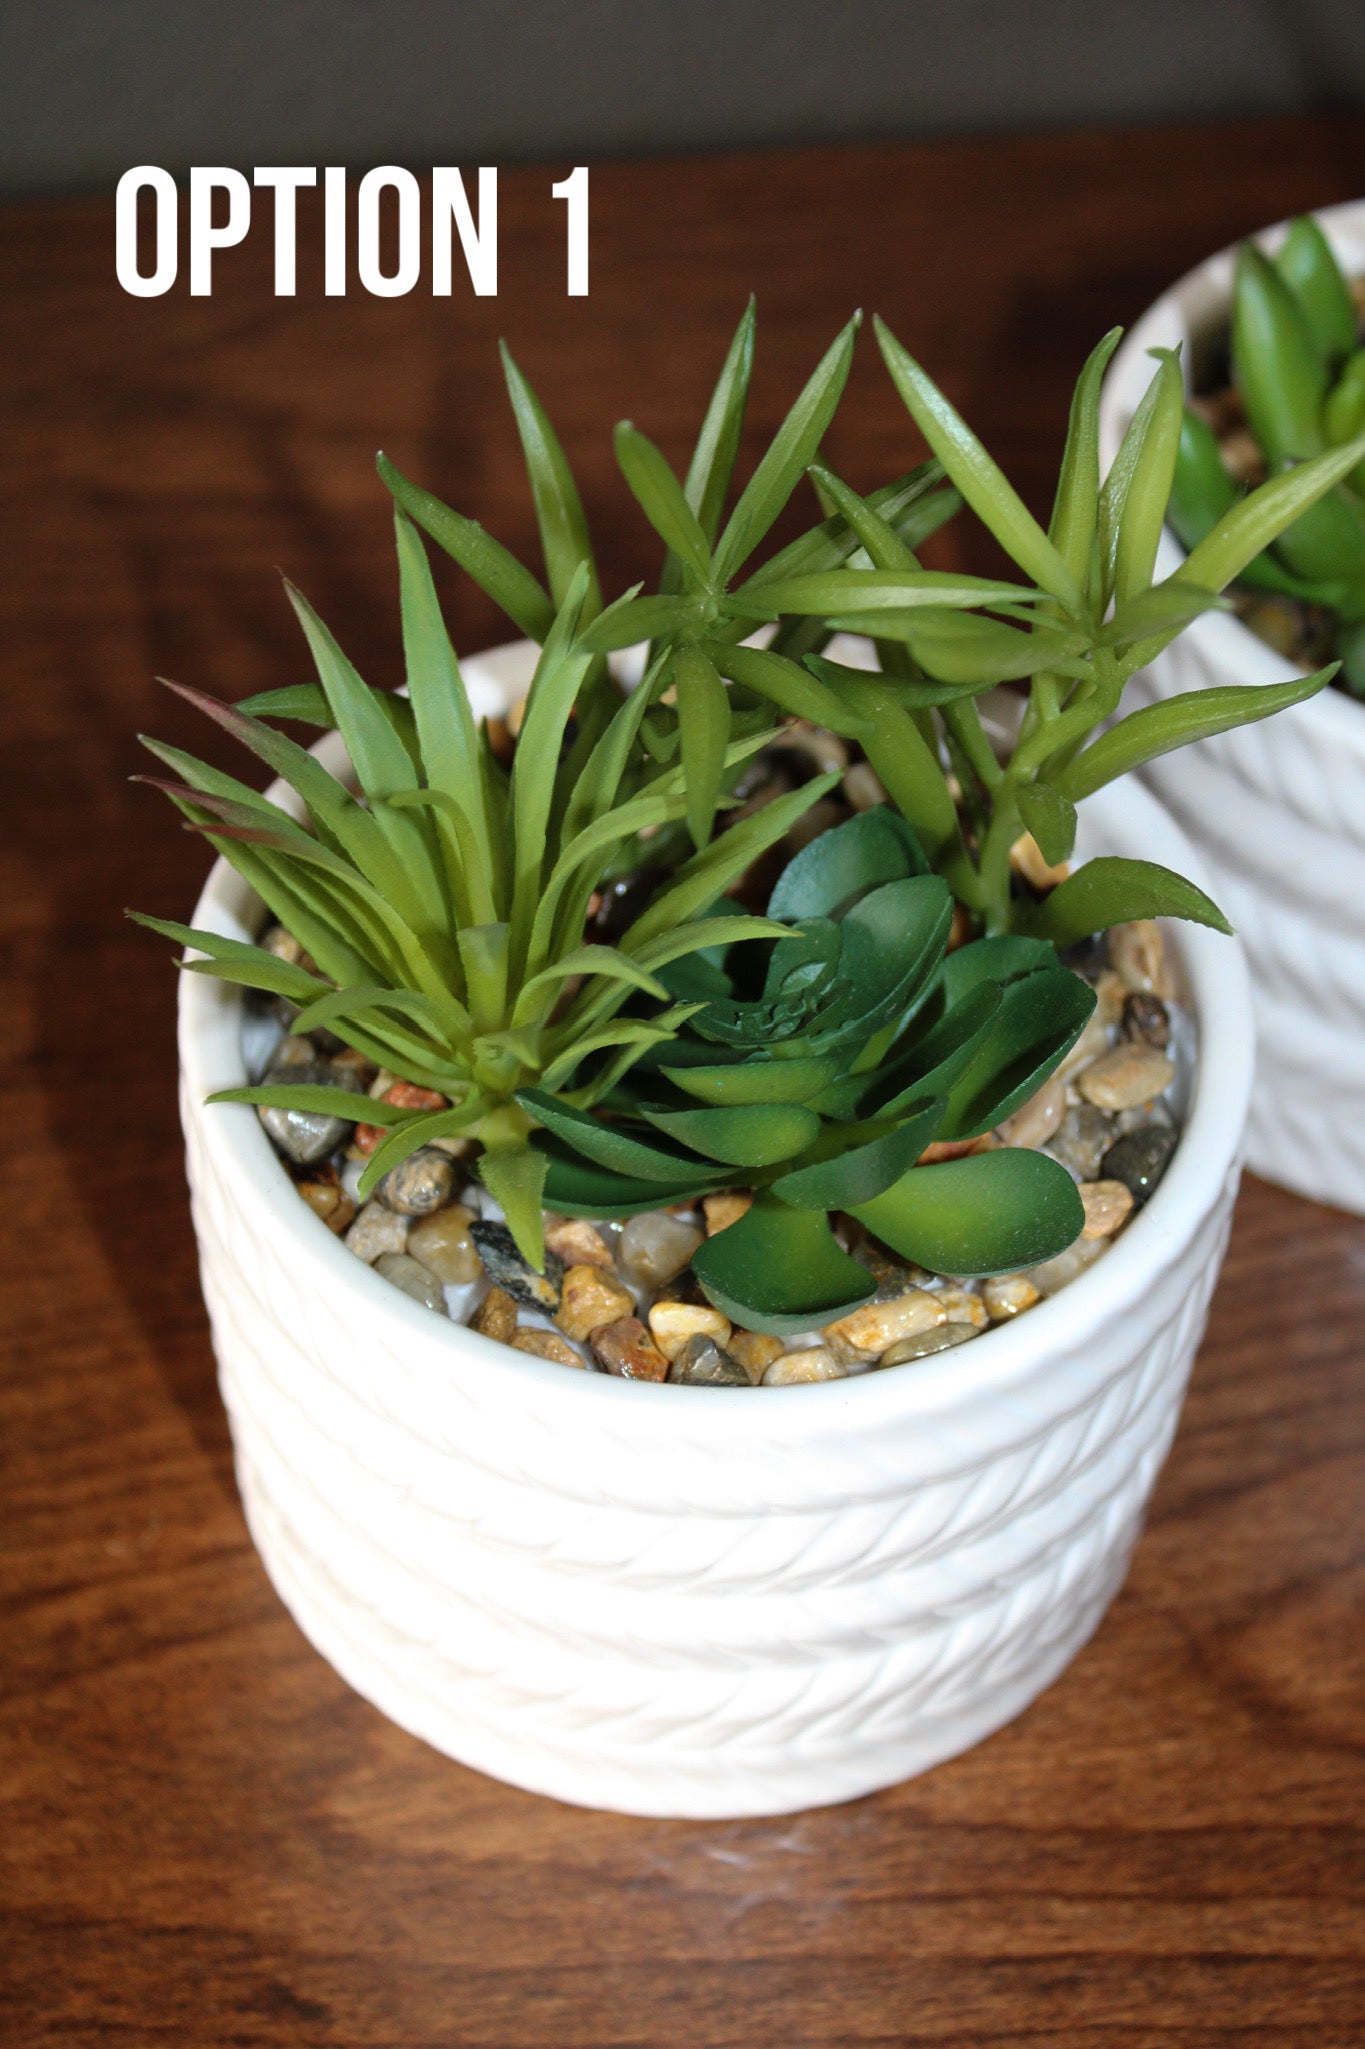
[1121,992,1171,1050]
[469,1221,564,1312]
[1101,1124,1176,1207]
[666,1333,752,1386]
[257,1059,363,1166]
[1048,1103,1115,1181]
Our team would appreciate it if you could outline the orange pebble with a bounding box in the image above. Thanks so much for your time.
[354,1123,386,1156]
[384,1081,447,1112]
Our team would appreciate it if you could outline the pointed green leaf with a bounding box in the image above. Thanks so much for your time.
[1099,346,1185,605]
[713,313,861,582]
[1016,856,1231,943]
[534,1135,723,1216]
[477,1144,551,1271]
[710,640,874,736]
[500,342,602,614]
[1055,666,1336,802]
[1276,216,1358,366]
[1049,327,1123,590]
[615,422,712,579]
[1016,781,1078,867]
[1180,433,1365,593]
[937,967,1095,1139]
[675,643,731,851]
[875,316,1084,614]
[658,1054,839,1106]
[679,297,756,549]
[377,451,555,642]
[516,1088,710,1182]
[208,1081,391,1121]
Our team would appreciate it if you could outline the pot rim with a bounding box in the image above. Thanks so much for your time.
[1099,195,1365,764]
[178,649,1253,1438]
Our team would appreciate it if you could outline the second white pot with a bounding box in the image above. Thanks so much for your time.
[1100,198,1365,1214]
[178,648,1252,1818]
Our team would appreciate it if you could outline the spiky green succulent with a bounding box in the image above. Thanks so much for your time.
[731,317,1365,935]
[1167,216,1365,692]
[527,809,1093,1332]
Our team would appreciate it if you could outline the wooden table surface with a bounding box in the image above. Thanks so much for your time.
[4,116,1365,2047]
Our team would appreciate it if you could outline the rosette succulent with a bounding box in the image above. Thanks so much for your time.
[526,809,1093,1332]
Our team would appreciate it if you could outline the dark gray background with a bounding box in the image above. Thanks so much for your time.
[4,0,1365,193]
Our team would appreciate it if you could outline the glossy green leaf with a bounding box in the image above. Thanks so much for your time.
[1276,216,1359,367]
[709,640,874,736]
[867,982,1004,1119]
[1017,856,1231,943]
[939,934,1058,1003]
[639,1100,822,1166]
[852,1148,1084,1278]
[1049,327,1123,590]
[578,592,707,653]
[1055,666,1335,801]
[500,343,601,615]
[1180,432,1365,592]
[376,451,555,643]
[770,1097,943,1210]
[690,1196,875,1335]
[675,643,730,850]
[678,298,756,548]
[614,422,713,580]
[516,1088,709,1182]
[1232,244,1326,466]
[731,568,1044,617]
[658,1054,839,1106]
[768,803,928,920]
[805,462,917,569]
[1016,781,1077,867]
[208,1081,402,1122]
[806,653,996,711]
[1166,409,1240,553]
[535,1135,723,1216]
[938,967,1095,1139]
[1100,346,1185,605]
[713,313,861,582]
[827,608,1089,684]
[1100,580,1222,650]
[874,316,1084,614]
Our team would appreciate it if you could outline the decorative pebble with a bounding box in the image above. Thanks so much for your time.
[511,1327,585,1367]
[297,1180,356,1235]
[344,1198,410,1265]
[1056,1009,1111,1079]
[1093,969,1127,1025]
[470,1221,564,1312]
[590,1316,670,1381]
[703,1190,753,1236]
[762,1346,847,1386]
[1121,991,1171,1049]
[1076,1043,1175,1112]
[330,1047,376,1084]
[406,1204,482,1285]
[378,1145,455,1216]
[1049,1103,1116,1180]
[617,1211,704,1289]
[257,1059,364,1166]
[647,1299,732,1364]
[667,1334,751,1386]
[262,924,307,967]
[383,1080,449,1112]
[1010,831,1070,890]
[1108,919,1172,998]
[471,1286,518,1344]
[982,1274,1041,1320]
[1078,1178,1135,1240]
[851,1241,929,1291]
[727,1329,786,1384]
[996,1074,1065,1149]
[556,1263,636,1342]
[1022,1234,1108,1296]
[1100,1125,1177,1207]
[272,1034,316,1068]
[932,1286,990,1331]
[878,1322,979,1366]
[373,1251,447,1313]
[826,1288,944,1357]
[843,761,890,812]
[544,1218,615,1270]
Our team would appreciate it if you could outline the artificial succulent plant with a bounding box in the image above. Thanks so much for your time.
[1166,215,1365,694]
[135,300,1365,1336]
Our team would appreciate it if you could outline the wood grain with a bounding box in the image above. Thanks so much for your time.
[2,117,1364,2047]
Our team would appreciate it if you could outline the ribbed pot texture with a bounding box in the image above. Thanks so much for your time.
[1101,198,1365,1216]
[178,648,1252,1817]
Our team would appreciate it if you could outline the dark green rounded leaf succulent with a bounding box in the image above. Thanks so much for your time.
[520,809,1092,1333]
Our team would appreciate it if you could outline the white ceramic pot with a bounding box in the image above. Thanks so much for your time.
[178,646,1252,1818]
[1100,199,1365,1214]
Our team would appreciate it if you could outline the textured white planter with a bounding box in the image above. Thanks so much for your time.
[178,646,1252,1818]
[1100,199,1365,1214]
